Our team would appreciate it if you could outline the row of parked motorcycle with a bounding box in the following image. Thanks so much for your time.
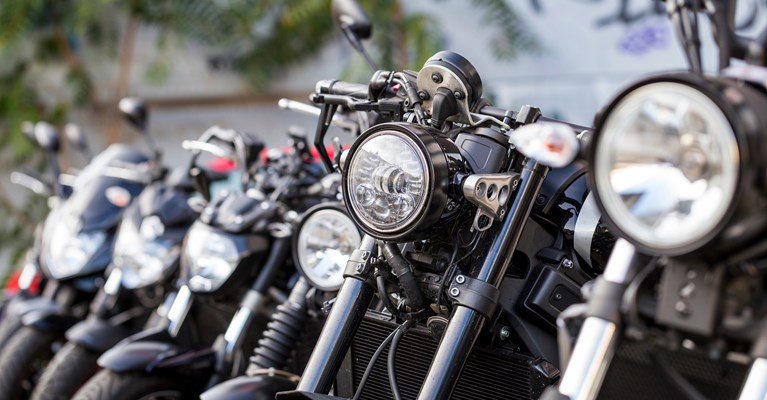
[3,0,767,399]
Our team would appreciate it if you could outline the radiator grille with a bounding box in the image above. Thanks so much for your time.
[597,340,748,400]
[351,316,555,399]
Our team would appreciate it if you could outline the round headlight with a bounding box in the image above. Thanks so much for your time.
[592,80,740,254]
[294,205,362,291]
[342,123,458,240]
[183,223,239,292]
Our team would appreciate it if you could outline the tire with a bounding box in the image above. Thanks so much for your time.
[73,369,186,400]
[30,342,100,400]
[0,326,56,400]
[0,310,24,351]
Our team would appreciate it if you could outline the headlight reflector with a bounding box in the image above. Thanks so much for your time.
[593,81,739,254]
[295,206,361,291]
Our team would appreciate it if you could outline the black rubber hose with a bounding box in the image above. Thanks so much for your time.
[380,242,425,310]
[252,237,291,294]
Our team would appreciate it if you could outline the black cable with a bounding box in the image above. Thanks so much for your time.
[388,319,415,400]
[352,324,402,400]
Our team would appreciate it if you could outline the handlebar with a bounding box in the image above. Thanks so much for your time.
[316,79,369,100]
[478,105,592,133]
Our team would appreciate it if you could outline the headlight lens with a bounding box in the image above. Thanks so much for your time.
[296,207,361,291]
[183,224,239,292]
[114,216,179,289]
[348,133,428,231]
[594,81,739,253]
[44,222,106,279]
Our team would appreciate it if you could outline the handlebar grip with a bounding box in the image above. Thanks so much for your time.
[316,79,369,100]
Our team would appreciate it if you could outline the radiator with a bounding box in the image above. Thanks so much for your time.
[597,339,748,399]
[350,314,558,399]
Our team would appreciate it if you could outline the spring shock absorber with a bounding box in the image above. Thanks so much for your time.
[247,277,312,373]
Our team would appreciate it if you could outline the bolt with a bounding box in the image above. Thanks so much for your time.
[686,269,697,280]
[450,287,460,297]
[554,293,563,301]
[499,326,510,340]
[417,90,430,100]
[453,90,465,100]
[355,264,363,272]
[455,275,466,284]
[535,194,547,205]
[562,258,574,269]
[675,300,691,317]
[679,282,696,298]
[361,251,369,260]
[431,73,443,84]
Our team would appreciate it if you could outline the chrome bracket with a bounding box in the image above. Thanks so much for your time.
[462,173,520,232]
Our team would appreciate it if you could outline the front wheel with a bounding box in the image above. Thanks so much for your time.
[0,327,56,399]
[30,342,100,400]
[73,369,185,400]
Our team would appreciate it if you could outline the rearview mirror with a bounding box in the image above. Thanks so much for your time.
[33,122,60,153]
[118,97,148,133]
[332,0,372,40]
[64,123,91,155]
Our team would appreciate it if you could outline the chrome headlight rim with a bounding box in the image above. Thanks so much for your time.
[292,203,362,292]
[588,74,747,256]
[341,122,453,241]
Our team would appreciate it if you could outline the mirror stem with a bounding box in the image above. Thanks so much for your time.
[342,25,379,71]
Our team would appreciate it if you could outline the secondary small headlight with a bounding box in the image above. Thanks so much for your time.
[295,205,362,291]
[592,80,740,254]
[114,215,179,289]
[42,208,107,279]
[342,123,459,240]
[183,223,239,292]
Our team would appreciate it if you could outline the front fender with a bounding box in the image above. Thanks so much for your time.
[98,336,216,374]
[19,296,79,333]
[201,375,296,400]
[65,316,132,352]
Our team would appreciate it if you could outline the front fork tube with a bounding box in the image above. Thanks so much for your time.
[738,326,767,400]
[219,237,291,378]
[546,239,642,400]
[89,268,123,318]
[295,235,378,394]
[417,159,548,400]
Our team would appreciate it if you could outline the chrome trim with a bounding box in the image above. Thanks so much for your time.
[103,268,122,296]
[602,239,636,284]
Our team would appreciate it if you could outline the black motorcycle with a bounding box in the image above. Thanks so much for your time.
[276,1,614,399]
[201,101,366,400]
[0,100,160,399]
[542,2,767,400]
[73,125,335,399]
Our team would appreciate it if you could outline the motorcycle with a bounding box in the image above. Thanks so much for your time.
[28,163,198,400]
[73,125,336,400]
[276,1,614,399]
[0,100,160,399]
[542,1,767,399]
[200,201,363,400]
[201,101,365,400]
